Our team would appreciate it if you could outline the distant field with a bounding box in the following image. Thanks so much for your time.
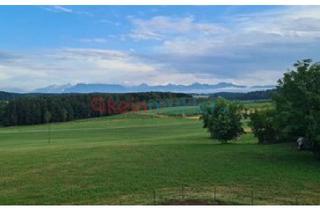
[0,105,319,204]
[148,100,273,117]
[147,106,201,116]
[241,100,274,110]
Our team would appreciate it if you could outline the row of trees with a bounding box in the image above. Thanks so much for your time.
[0,92,192,126]
[201,59,320,158]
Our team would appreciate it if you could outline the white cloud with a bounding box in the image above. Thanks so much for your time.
[53,6,73,13]
[145,72,221,85]
[0,48,231,91]
[0,66,10,80]
[43,6,92,16]
[44,6,73,14]
[2,6,320,91]
[129,16,227,41]
[0,63,49,91]
[153,7,320,56]
[233,70,285,86]
[79,38,109,44]
[127,6,320,84]
[0,49,154,90]
[236,7,320,43]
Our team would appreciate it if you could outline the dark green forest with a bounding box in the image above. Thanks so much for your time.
[0,92,192,126]
[0,89,274,127]
[210,89,275,101]
[0,91,21,100]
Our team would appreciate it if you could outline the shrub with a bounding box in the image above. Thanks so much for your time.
[201,98,244,143]
[249,109,279,144]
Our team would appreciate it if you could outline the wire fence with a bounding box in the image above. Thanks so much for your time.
[114,185,319,205]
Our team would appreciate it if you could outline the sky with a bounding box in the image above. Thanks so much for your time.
[0,6,320,92]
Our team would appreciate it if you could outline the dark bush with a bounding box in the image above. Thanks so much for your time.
[201,98,244,143]
[249,109,279,144]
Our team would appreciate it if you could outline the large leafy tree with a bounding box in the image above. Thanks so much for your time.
[201,98,244,143]
[274,59,320,156]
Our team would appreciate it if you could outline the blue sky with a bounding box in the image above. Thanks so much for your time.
[0,6,320,91]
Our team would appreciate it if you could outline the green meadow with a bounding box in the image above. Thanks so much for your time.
[0,105,320,204]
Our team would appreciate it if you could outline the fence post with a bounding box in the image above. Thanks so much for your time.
[153,189,156,205]
[251,190,254,205]
[181,185,184,200]
[48,123,51,144]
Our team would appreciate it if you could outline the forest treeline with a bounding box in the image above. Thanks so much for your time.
[0,89,274,127]
[210,89,275,101]
[0,92,191,126]
[0,91,22,100]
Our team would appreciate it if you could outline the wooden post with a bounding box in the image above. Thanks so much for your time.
[48,123,51,144]
[153,189,156,205]
[180,185,185,200]
[251,190,254,205]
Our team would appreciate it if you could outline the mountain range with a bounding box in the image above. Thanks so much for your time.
[32,82,275,94]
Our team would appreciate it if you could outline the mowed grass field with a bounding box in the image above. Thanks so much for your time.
[0,105,320,204]
[147,100,274,117]
[147,106,201,116]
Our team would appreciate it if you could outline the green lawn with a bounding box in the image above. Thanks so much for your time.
[147,106,201,116]
[0,109,320,204]
[241,100,274,110]
[146,101,274,117]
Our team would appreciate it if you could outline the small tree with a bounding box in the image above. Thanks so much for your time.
[44,110,51,124]
[249,109,279,144]
[0,101,7,126]
[201,98,244,143]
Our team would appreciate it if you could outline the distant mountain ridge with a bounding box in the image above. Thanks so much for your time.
[32,82,275,94]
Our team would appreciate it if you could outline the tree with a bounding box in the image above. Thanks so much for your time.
[43,110,51,124]
[0,101,7,126]
[201,98,244,143]
[274,59,320,157]
[249,109,279,144]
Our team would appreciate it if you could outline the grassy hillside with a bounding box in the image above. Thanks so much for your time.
[0,108,319,204]
[147,106,201,116]
[241,100,274,110]
[147,101,273,117]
